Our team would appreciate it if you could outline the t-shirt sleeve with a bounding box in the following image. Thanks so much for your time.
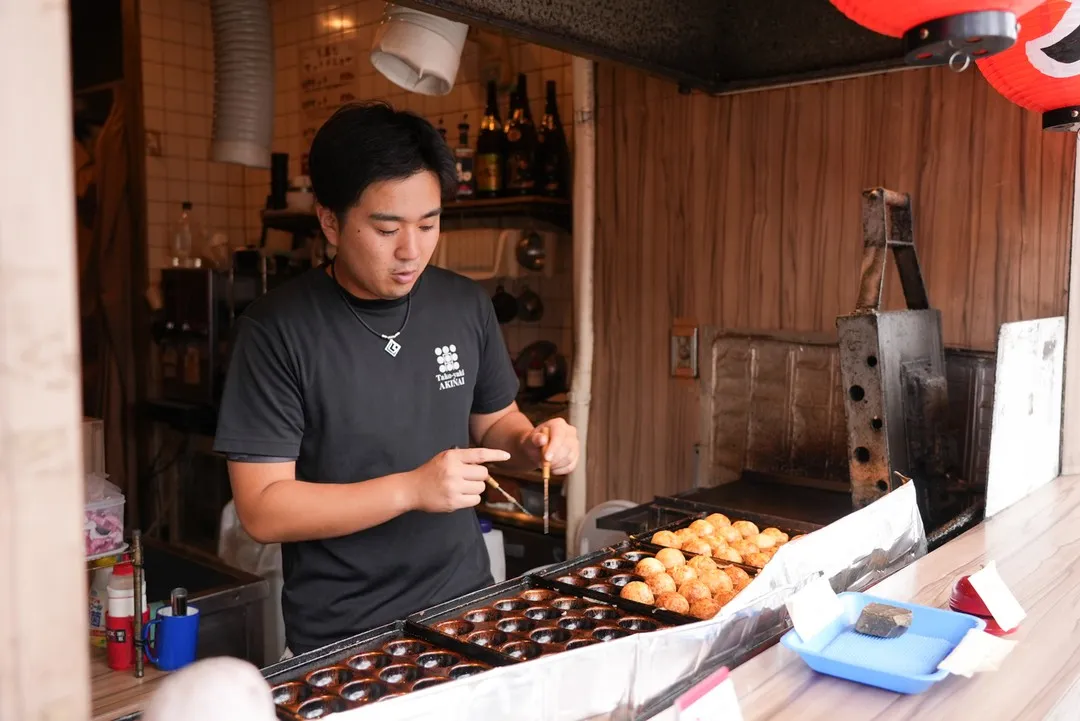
[213,315,305,459]
[471,298,520,414]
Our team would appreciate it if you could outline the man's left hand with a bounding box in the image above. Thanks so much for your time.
[521,418,579,475]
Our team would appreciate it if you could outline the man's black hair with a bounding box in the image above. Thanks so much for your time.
[308,101,457,218]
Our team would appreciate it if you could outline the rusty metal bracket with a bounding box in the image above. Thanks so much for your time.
[855,188,930,313]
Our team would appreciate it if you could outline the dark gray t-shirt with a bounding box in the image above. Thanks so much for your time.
[213,265,519,654]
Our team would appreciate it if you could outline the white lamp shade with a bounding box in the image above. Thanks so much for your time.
[370,4,469,96]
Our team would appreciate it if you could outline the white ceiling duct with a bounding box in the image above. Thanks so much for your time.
[370,4,469,96]
[209,0,274,169]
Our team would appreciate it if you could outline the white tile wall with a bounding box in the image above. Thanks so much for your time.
[139,0,576,359]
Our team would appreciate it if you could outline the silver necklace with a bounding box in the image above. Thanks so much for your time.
[329,261,412,357]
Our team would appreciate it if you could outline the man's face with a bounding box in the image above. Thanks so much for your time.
[320,170,442,300]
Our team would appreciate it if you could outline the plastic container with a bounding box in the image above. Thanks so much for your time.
[479,517,506,583]
[218,500,286,662]
[780,592,986,695]
[84,473,125,558]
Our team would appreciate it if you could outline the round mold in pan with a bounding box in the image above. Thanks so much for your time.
[553,575,588,587]
[493,597,532,613]
[519,588,558,604]
[551,597,588,611]
[339,678,387,705]
[529,627,572,645]
[465,629,509,648]
[378,663,422,686]
[294,694,348,718]
[383,639,431,657]
[304,665,354,690]
[583,605,621,621]
[618,616,659,632]
[270,681,311,707]
[556,614,596,631]
[448,663,489,679]
[586,583,618,596]
[496,616,537,634]
[346,651,392,673]
[433,619,475,637]
[620,550,654,563]
[574,565,609,580]
[500,639,544,660]
[415,651,461,669]
[566,638,600,651]
[462,607,501,624]
[602,558,636,572]
[411,677,450,691]
[593,626,632,642]
[523,606,562,621]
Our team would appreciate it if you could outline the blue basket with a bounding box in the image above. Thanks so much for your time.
[780,591,986,695]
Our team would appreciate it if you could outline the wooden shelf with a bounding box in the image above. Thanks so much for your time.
[441,196,572,234]
[261,196,572,236]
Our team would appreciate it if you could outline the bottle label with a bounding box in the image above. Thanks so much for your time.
[456,156,475,198]
[475,154,503,193]
[507,153,535,192]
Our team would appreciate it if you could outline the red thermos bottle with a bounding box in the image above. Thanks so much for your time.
[105,563,149,671]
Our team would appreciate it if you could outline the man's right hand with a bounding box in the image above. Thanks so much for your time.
[409,447,511,513]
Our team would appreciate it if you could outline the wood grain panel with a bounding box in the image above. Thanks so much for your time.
[587,64,1075,508]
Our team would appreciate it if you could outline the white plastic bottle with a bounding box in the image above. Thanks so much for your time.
[479,517,506,583]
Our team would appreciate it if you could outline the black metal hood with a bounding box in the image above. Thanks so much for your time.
[398,0,907,94]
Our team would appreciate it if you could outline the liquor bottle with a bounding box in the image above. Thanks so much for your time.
[537,80,570,198]
[504,73,537,195]
[454,115,475,200]
[475,80,506,198]
[437,117,447,145]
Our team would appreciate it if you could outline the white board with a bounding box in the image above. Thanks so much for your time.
[985,317,1066,518]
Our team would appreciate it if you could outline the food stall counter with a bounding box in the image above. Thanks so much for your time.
[728,474,1080,720]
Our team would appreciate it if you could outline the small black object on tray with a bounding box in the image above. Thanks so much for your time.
[854,602,913,639]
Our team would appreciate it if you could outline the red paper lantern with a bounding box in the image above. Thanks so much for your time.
[830,1,1043,67]
[979,1,1080,131]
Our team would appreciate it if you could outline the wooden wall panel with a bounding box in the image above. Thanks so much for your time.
[587,64,1075,507]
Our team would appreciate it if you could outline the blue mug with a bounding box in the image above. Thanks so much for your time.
[143,605,200,671]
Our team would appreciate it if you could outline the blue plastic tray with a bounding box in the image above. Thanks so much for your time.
[780,591,986,694]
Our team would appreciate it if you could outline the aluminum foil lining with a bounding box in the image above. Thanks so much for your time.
[289,483,926,721]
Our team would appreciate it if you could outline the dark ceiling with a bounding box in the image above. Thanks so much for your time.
[399,0,909,94]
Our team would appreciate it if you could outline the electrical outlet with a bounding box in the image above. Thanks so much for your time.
[670,319,698,378]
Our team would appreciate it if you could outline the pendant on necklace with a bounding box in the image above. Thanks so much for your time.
[384,338,402,357]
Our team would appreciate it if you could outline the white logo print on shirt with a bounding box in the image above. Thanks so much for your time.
[435,344,466,390]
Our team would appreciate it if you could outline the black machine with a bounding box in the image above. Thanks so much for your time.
[153,248,311,407]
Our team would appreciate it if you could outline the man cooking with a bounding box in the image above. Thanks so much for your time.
[213,102,580,657]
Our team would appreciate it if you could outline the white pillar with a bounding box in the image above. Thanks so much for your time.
[0,2,91,720]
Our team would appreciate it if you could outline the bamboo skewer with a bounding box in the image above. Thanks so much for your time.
[485,476,533,516]
[541,430,552,535]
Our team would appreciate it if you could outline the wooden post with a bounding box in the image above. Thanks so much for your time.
[0,2,91,720]
[1061,133,1080,477]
